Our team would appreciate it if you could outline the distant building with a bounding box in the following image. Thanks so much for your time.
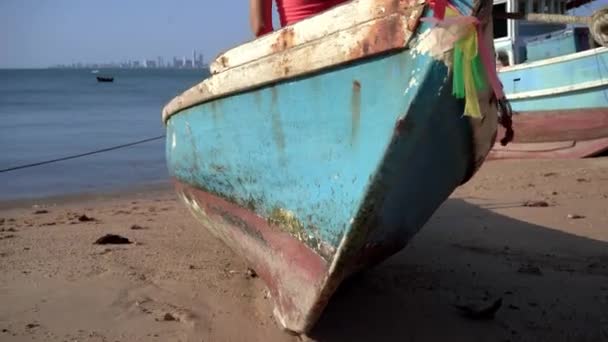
[173,57,184,68]
[194,52,205,68]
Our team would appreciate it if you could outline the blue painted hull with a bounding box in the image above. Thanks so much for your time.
[498,48,608,113]
[491,48,608,159]
[164,0,498,333]
[168,55,473,251]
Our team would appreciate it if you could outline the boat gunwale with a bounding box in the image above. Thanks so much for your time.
[161,0,428,124]
[498,46,608,73]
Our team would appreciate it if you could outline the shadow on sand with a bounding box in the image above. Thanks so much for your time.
[308,199,608,342]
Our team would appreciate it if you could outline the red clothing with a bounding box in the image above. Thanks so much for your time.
[277,0,349,26]
[257,0,349,36]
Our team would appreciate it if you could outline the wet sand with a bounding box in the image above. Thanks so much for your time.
[1,158,607,341]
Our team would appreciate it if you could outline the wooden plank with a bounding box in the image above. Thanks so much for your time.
[162,6,425,123]
[210,0,426,75]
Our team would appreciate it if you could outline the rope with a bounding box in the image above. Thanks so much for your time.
[494,12,591,25]
[590,6,608,48]
[0,135,165,174]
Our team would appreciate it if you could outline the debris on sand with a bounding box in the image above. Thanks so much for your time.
[454,298,502,320]
[78,214,96,222]
[33,210,49,215]
[130,224,147,230]
[567,214,585,220]
[228,268,259,279]
[246,268,258,279]
[161,313,178,321]
[522,200,550,207]
[25,323,40,329]
[518,264,543,276]
[94,234,131,245]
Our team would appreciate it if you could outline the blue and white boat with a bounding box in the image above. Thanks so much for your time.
[490,0,608,159]
[162,0,504,334]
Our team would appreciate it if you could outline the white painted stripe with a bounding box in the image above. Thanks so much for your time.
[506,79,608,100]
[498,47,608,73]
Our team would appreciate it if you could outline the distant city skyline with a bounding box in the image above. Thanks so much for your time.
[0,0,269,69]
[51,49,207,69]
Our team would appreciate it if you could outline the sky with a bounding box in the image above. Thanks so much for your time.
[0,0,606,68]
[0,0,273,68]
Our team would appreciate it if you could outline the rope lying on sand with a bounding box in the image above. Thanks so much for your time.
[0,135,165,174]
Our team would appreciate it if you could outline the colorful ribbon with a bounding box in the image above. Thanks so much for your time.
[423,1,505,118]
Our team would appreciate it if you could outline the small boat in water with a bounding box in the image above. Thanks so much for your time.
[96,76,114,83]
[489,0,608,159]
[162,0,508,334]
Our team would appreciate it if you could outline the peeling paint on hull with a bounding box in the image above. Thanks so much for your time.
[175,180,329,332]
[164,0,499,335]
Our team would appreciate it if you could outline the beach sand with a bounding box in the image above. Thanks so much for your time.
[1,158,607,341]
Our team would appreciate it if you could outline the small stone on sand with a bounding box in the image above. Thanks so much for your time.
[78,214,96,222]
[94,234,131,245]
[162,313,177,321]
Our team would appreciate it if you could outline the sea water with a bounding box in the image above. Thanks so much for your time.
[0,68,206,200]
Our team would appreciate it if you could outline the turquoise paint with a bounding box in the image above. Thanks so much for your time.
[499,48,608,112]
[525,28,589,62]
[166,0,479,254]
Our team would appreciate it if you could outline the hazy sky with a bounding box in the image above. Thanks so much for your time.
[0,0,270,68]
[0,0,606,68]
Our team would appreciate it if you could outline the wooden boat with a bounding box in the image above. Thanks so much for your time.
[489,0,608,159]
[162,0,506,334]
[96,76,114,83]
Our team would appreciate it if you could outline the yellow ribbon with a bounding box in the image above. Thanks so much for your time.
[458,28,482,118]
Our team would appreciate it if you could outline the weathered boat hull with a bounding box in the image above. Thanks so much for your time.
[489,108,608,159]
[163,0,499,334]
[490,48,608,159]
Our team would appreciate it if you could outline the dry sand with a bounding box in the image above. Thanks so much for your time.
[1,158,607,342]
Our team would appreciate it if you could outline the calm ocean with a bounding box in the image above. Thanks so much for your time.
[0,69,207,200]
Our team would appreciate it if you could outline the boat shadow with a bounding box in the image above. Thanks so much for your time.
[308,198,608,342]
